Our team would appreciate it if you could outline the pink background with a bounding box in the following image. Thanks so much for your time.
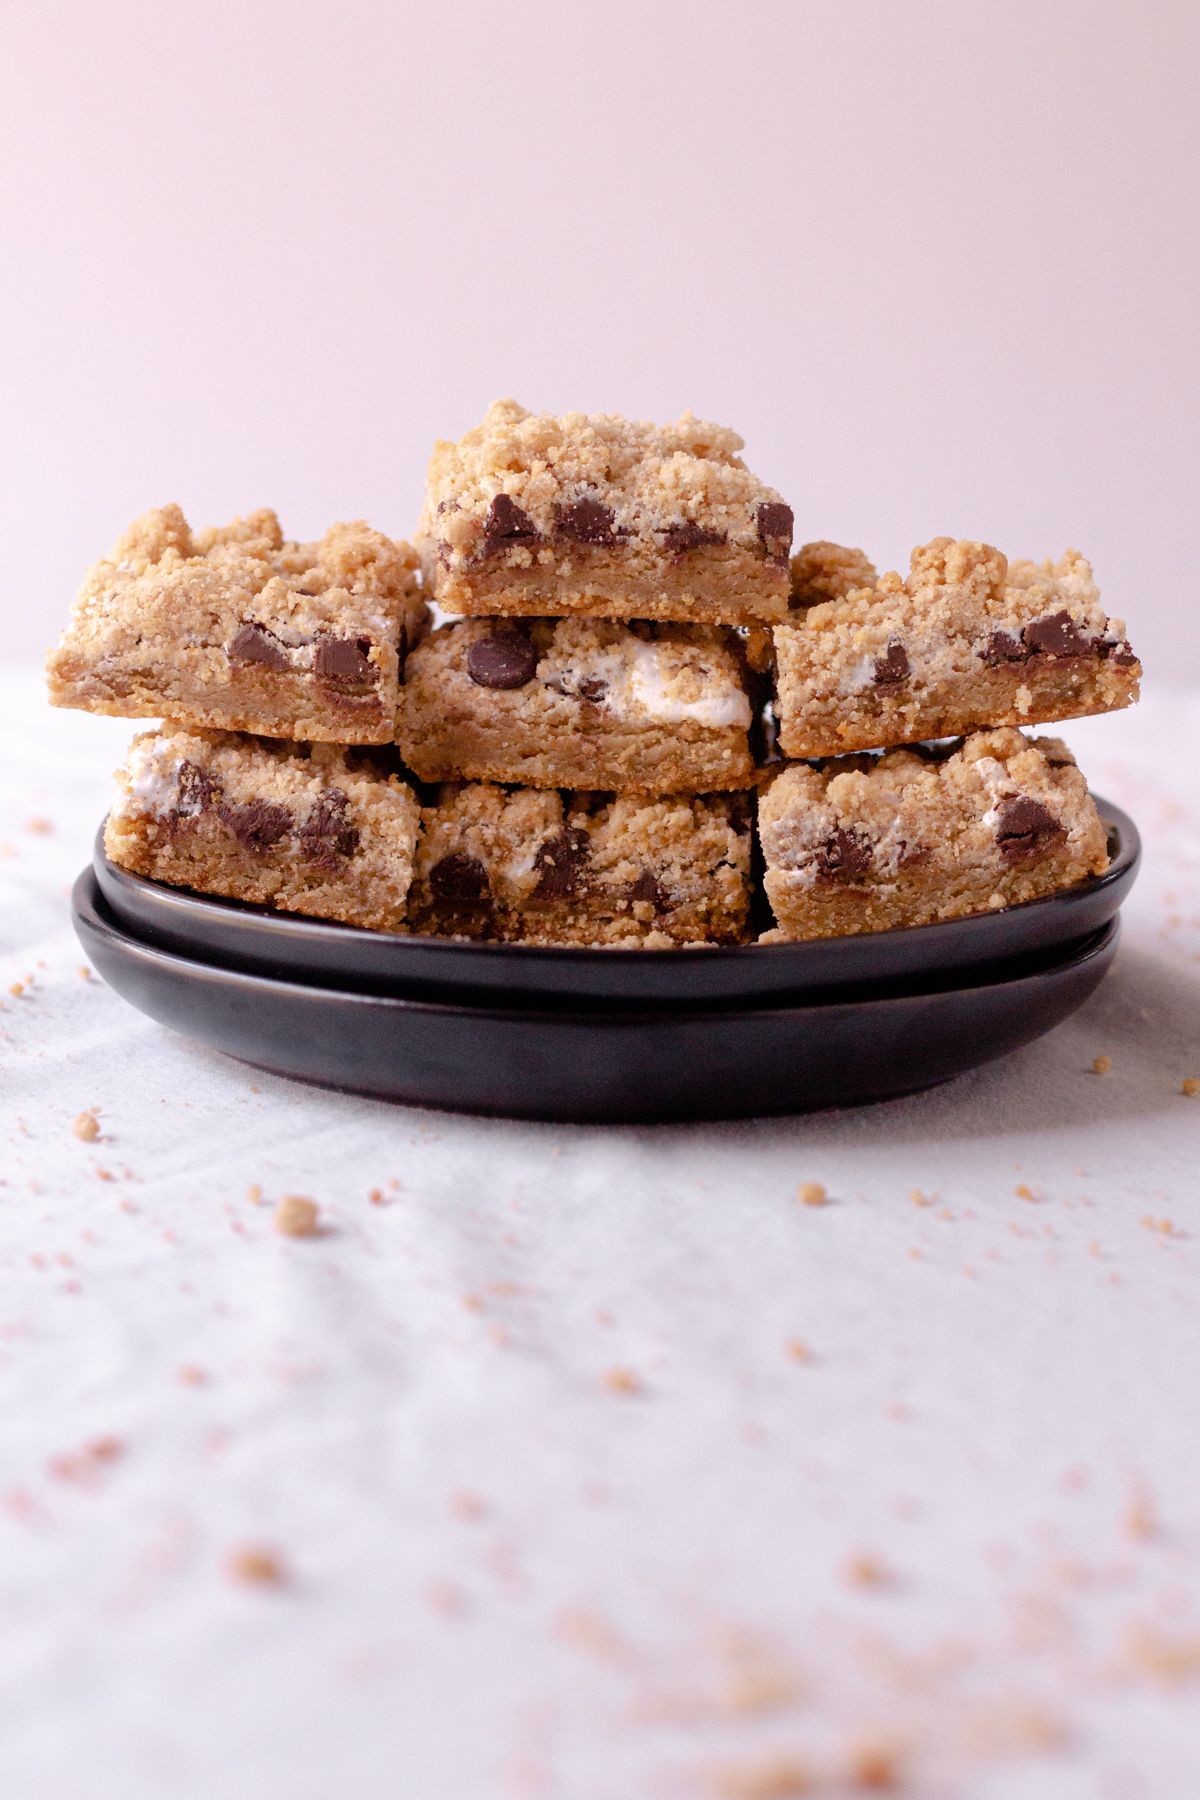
[3,0,1196,674]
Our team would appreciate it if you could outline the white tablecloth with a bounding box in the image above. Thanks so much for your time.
[3,669,1199,1798]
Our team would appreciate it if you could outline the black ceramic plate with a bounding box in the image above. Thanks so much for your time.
[91,799,1138,1007]
[73,868,1120,1123]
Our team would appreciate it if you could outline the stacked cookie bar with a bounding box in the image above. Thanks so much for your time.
[47,400,1140,947]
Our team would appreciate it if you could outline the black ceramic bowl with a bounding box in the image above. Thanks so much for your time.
[91,798,1138,1008]
[74,867,1120,1123]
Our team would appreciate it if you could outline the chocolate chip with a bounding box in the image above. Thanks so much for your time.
[217,799,293,851]
[1113,642,1139,667]
[466,630,537,690]
[295,588,317,597]
[1021,610,1097,659]
[556,499,618,546]
[628,871,666,910]
[176,760,218,815]
[483,493,539,553]
[532,826,591,900]
[756,502,794,557]
[577,675,608,702]
[228,623,290,672]
[872,641,910,687]
[815,828,873,880]
[300,787,359,864]
[429,852,491,905]
[663,521,726,554]
[315,636,375,686]
[993,795,1067,864]
[981,630,1029,667]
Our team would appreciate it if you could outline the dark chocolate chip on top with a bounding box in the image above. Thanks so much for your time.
[1021,611,1098,658]
[993,795,1067,864]
[532,826,591,900]
[466,629,538,690]
[228,623,290,671]
[815,827,873,881]
[756,503,794,558]
[872,641,910,687]
[556,498,619,546]
[483,494,539,553]
[315,636,376,686]
[429,851,491,905]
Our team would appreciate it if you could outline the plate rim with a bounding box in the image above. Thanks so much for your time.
[74,866,1122,1025]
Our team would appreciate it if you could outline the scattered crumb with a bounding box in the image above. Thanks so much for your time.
[273,1195,319,1237]
[8,982,24,998]
[843,1552,893,1589]
[1124,1487,1159,1540]
[1141,1215,1178,1236]
[245,1183,263,1205]
[424,1578,467,1615]
[909,1188,932,1206]
[95,1168,113,1182]
[250,1085,260,1094]
[785,1339,813,1363]
[369,1188,385,1204]
[227,1545,287,1586]
[177,1365,208,1386]
[449,1490,485,1521]
[1183,1078,1199,1098]
[25,818,53,836]
[848,1739,902,1789]
[1124,1619,1200,1685]
[1093,1054,1112,1075]
[1015,1184,1036,1201]
[72,1111,99,1142]
[602,1367,642,1395]
[461,1293,483,1312]
[49,1436,125,1484]
[796,1182,827,1207]
[78,966,91,981]
[711,1752,813,1798]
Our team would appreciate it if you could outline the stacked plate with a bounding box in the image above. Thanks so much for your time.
[73,801,1138,1124]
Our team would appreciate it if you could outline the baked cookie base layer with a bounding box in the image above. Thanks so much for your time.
[397,712,753,794]
[774,657,1140,758]
[48,658,397,744]
[427,544,788,627]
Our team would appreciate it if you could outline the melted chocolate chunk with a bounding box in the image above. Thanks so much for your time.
[628,871,666,910]
[300,786,359,864]
[315,636,376,687]
[993,795,1067,864]
[483,493,539,554]
[872,641,911,687]
[1022,610,1097,659]
[981,630,1029,667]
[664,521,726,554]
[1113,642,1139,667]
[429,852,491,905]
[556,498,618,546]
[756,502,794,558]
[176,760,218,816]
[815,827,873,881]
[532,826,591,900]
[576,675,608,703]
[218,799,293,851]
[466,629,537,690]
[228,623,290,671]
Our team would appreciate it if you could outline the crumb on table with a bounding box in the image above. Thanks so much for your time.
[1093,1054,1112,1075]
[227,1544,287,1586]
[797,1182,827,1207]
[72,1110,100,1141]
[1183,1078,1199,1098]
[273,1195,319,1237]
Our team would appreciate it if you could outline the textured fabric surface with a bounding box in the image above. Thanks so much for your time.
[2,670,1199,1798]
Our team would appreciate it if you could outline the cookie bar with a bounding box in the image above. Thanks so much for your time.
[407,783,753,946]
[416,399,793,627]
[48,505,428,744]
[395,617,756,793]
[774,538,1140,756]
[105,728,420,930]
[759,728,1109,940]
